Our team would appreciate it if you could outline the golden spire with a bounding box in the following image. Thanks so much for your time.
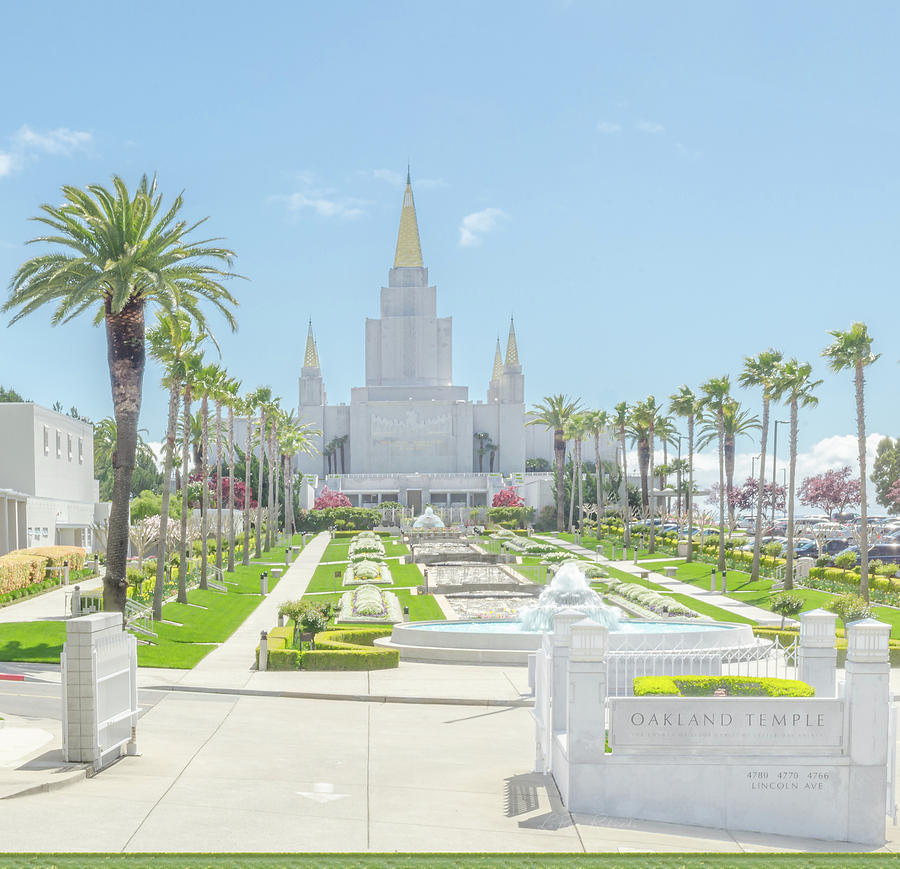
[505,318,519,366]
[491,338,503,381]
[393,171,424,267]
[303,320,320,368]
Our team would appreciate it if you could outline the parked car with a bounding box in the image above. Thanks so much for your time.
[833,543,900,566]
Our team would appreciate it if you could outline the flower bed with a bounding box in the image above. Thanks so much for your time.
[337,584,403,624]
[605,579,698,618]
[343,560,393,586]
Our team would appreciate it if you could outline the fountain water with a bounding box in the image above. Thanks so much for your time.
[412,506,446,529]
[519,562,620,632]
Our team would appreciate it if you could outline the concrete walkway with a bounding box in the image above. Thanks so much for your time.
[540,536,791,628]
[0,574,103,624]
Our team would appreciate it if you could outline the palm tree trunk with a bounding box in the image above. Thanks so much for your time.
[717,411,726,573]
[554,427,566,532]
[103,300,146,615]
[785,397,798,591]
[255,410,265,558]
[686,414,694,563]
[178,385,191,604]
[227,405,236,572]
[620,426,630,546]
[568,448,577,532]
[266,424,275,551]
[648,424,656,554]
[153,380,179,620]
[594,433,602,527]
[199,393,209,591]
[243,416,252,567]
[577,439,584,533]
[751,397,770,582]
[725,435,736,536]
[638,439,650,508]
[856,360,869,600]
[215,400,223,573]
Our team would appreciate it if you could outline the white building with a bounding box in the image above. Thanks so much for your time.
[0,403,106,555]
[289,173,616,513]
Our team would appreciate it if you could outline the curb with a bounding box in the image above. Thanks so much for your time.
[0,673,25,682]
[152,683,535,708]
[0,766,88,800]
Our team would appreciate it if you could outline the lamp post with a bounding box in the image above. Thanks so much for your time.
[751,454,761,480]
[772,420,789,524]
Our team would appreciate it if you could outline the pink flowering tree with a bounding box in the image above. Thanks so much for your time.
[492,486,525,507]
[708,477,786,515]
[799,466,862,517]
[886,479,900,512]
[313,485,352,510]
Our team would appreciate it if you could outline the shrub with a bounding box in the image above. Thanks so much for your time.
[834,551,858,571]
[486,506,535,528]
[827,593,872,626]
[301,627,398,670]
[634,675,814,697]
[770,593,805,628]
[815,555,832,568]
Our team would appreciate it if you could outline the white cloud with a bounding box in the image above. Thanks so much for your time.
[282,192,365,219]
[596,121,622,134]
[458,207,508,247]
[636,120,664,134]
[0,125,92,181]
[14,125,92,155]
[371,168,448,189]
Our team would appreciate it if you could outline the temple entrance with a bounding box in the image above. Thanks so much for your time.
[406,490,422,514]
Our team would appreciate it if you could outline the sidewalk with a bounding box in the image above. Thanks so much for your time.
[0,574,103,624]
[540,536,790,628]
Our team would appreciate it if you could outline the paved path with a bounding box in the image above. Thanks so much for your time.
[539,536,791,627]
[0,574,103,624]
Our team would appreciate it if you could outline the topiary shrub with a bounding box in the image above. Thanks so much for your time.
[834,551,858,571]
[770,593,805,629]
[827,593,872,626]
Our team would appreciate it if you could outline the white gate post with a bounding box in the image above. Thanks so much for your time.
[566,619,609,764]
[61,612,123,764]
[844,618,892,845]
[798,608,838,697]
[551,609,584,735]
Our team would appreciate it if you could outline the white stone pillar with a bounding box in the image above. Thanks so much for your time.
[62,612,124,764]
[844,618,891,845]
[798,608,837,697]
[566,619,609,765]
[551,608,584,735]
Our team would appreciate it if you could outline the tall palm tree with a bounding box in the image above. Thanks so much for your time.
[205,365,230,575]
[585,410,609,521]
[564,415,584,532]
[629,397,663,552]
[613,402,631,546]
[739,349,784,582]
[147,312,206,620]
[177,353,204,603]
[698,399,760,534]
[196,363,227,589]
[772,360,822,590]
[823,323,879,600]
[527,394,582,531]
[241,391,256,567]
[251,386,275,557]
[277,410,320,539]
[223,376,242,572]
[654,413,677,515]
[3,175,238,612]
[264,395,282,550]
[699,376,731,572]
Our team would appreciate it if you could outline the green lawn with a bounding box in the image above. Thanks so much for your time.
[0,621,67,663]
[0,854,896,869]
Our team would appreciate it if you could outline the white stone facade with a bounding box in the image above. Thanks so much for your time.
[292,177,613,510]
[0,403,106,554]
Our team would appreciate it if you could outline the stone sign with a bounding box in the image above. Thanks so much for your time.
[609,698,845,752]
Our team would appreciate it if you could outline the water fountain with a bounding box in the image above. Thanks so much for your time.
[519,562,620,632]
[412,506,446,529]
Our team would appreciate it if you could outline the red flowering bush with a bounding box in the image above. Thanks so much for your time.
[492,486,525,507]
[314,486,352,510]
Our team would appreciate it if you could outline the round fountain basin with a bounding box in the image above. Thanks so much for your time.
[377,618,758,665]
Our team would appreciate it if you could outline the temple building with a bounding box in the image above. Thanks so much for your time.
[295,174,610,512]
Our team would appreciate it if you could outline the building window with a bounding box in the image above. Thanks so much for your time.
[78,438,84,464]
[67,434,73,462]
[43,426,49,456]
[56,430,61,459]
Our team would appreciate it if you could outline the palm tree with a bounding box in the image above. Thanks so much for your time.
[473,432,490,472]
[823,323,879,600]
[177,353,204,603]
[584,410,609,522]
[241,391,256,566]
[223,376,242,572]
[772,360,822,590]
[699,376,731,572]
[669,386,698,562]
[698,399,760,534]
[197,363,227,589]
[3,175,238,612]
[739,349,784,582]
[263,395,283,551]
[277,410,320,539]
[205,365,230,574]
[628,397,663,552]
[654,414,677,515]
[613,402,631,545]
[147,312,205,620]
[528,394,582,531]
[251,387,275,557]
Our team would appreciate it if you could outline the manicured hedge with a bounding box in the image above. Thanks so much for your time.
[633,674,815,697]
[256,625,399,671]
[753,626,900,667]
[333,530,393,538]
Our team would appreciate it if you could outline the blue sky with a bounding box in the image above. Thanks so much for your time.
[0,1,897,491]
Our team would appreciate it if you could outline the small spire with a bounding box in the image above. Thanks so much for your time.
[505,317,519,366]
[406,162,411,185]
[393,170,424,268]
[303,320,320,368]
[491,337,503,381]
